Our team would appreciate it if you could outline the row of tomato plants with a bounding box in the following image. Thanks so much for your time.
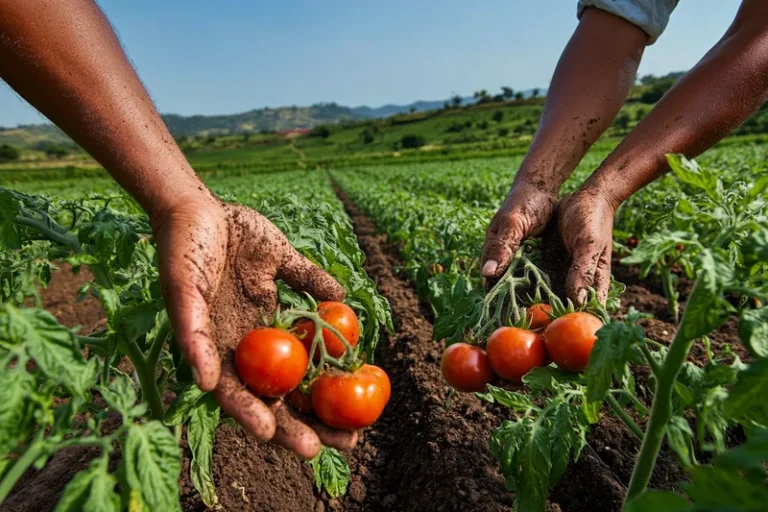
[333,154,768,511]
[0,170,392,509]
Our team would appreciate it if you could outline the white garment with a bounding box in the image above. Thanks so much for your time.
[578,0,680,44]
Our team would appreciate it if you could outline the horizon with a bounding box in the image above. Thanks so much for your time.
[0,0,741,127]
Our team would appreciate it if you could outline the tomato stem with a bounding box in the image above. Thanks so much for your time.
[606,393,644,440]
[0,430,45,503]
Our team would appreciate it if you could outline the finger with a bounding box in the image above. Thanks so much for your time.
[481,215,523,279]
[164,276,220,392]
[213,355,276,442]
[278,248,345,302]
[307,419,358,451]
[566,243,601,306]
[269,400,322,459]
[593,246,612,304]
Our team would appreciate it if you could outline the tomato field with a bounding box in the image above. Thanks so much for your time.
[1,140,768,512]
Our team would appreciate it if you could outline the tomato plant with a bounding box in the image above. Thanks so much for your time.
[311,364,391,430]
[441,342,494,392]
[486,326,546,382]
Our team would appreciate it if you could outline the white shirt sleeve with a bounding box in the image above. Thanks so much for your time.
[577,0,680,45]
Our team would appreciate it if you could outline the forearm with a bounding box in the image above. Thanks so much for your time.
[0,0,212,218]
[585,0,768,205]
[513,7,646,194]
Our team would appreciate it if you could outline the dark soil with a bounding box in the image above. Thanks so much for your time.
[5,193,745,512]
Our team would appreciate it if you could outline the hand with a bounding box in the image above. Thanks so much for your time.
[481,180,558,278]
[554,188,618,305]
[151,196,356,459]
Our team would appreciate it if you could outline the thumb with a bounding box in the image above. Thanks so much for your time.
[566,243,601,307]
[164,279,221,392]
[277,247,345,302]
[481,216,523,278]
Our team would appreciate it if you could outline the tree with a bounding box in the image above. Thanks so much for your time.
[498,127,510,137]
[360,129,375,144]
[501,87,514,99]
[0,144,20,162]
[514,92,524,101]
[409,107,417,114]
[635,107,647,121]
[492,111,504,123]
[532,88,540,98]
[613,112,631,130]
[309,125,331,138]
[478,120,489,130]
[451,95,462,107]
[401,134,427,149]
[474,89,491,104]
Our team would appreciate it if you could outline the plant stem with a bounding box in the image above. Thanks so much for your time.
[625,328,696,503]
[606,394,644,440]
[0,433,44,503]
[15,216,81,252]
[124,339,164,421]
[638,342,662,379]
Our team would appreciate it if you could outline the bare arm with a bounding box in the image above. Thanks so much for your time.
[482,7,647,277]
[584,0,768,205]
[0,0,354,458]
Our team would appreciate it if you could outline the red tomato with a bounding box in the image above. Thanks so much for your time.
[527,303,553,331]
[543,312,603,372]
[441,343,493,392]
[627,236,639,249]
[235,327,308,397]
[288,388,313,414]
[486,327,546,382]
[311,364,390,430]
[294,302,360,360]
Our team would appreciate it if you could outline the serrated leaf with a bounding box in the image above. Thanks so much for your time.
[739,308,768,358]
[666,154,720,201]
[475,384,534,411]
[522,366,578,392]
[585,321,645,402]
[55,458,120,512]
[121,421,181,512]
[667,416,694,467]
[164,384,207,426]
[677,251,732,342]
[309,447,350,498]
[723,358,768,427]
[100,374,138,419]
[0,364,35,458]
[188,394,220,508]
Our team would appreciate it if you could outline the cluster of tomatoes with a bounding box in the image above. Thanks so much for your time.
[234,301,391,431]
[441,304,603,392]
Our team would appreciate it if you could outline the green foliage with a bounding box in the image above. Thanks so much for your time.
[308,447,350,498]
[400,133,427,149]
[0,145,20,162]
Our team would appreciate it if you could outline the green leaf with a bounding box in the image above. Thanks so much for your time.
[724,358,768,428]
[620,231,691,278]
[667,416,694,467]
[55,458,120,512]
[188,394,220,508]
[475,384,534,411]
[624,490,691,512]
[0,364,35,459]
[0,189,22,249]
[121,421,182,512]
[308,447,350,498]
[0,304,91,397]
[100,374,138,419]
[677,251,733,342]
[78,210,141,269]
[581,399,601,424]
[739,308,768,358]
[113,300,164,344]
[522,366,579,392]
[432,276,483,342]
[585,321,645,402]
[715,428,768,469]
[164,384,207,426]
[666,154,720,201]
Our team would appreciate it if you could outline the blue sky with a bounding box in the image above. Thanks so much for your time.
[1,0,741,126]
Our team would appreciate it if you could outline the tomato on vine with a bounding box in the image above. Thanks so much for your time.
[441,342,493,392]
[294,301,360,359]
[235,327,309,397]
[543,312,602,372]
[311,364,391,430]
[486,327,546,382]
[526,303,552,331]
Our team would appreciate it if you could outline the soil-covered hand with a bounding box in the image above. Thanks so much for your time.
[554,188,617,305]
[482,180,557,278]
[151,197,356,458]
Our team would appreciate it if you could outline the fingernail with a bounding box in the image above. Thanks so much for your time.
[191,366,202,387]
[482,260,498,276]
[577,289,588,305]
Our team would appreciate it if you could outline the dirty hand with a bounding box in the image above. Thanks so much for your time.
[555,188,617,306]
[151,197,356,458]
[481,180,558,278]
